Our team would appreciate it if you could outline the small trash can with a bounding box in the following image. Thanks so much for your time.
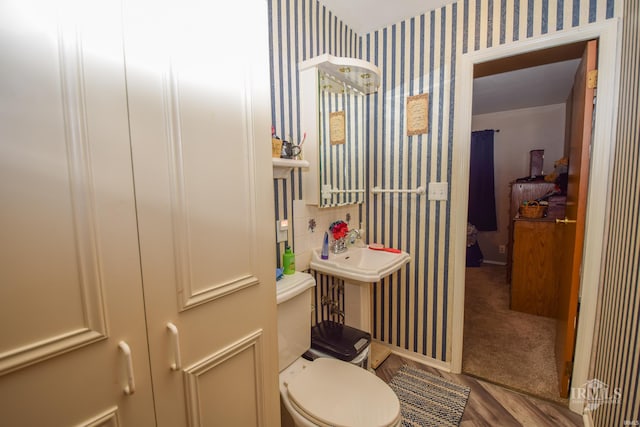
[304,320,371,370]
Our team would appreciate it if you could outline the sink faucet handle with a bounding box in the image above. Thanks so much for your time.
[347,228,364,247]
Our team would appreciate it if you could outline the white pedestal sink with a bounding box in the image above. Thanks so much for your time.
[310,246,410,283]
[309,246,410,367]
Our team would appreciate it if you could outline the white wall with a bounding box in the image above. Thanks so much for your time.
[471,103,566,263]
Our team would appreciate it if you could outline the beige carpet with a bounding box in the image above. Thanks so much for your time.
[462,263,565,403]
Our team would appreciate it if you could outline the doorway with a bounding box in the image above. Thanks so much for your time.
[450,21,620,414]
[461,46,585,402]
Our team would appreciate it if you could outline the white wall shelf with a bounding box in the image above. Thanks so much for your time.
[272,158,309,179]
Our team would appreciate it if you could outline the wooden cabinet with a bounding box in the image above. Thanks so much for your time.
[510,220,559,317]
[0,1,280,426]
[507,181,556,282]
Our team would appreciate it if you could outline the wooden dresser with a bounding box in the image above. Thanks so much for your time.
[506,181,556,282]
[510,218,559,317]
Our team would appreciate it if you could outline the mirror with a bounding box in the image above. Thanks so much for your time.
[299,55,380,207]
[317,70,365,207]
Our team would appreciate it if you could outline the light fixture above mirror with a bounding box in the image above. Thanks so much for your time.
[305,54,381,95]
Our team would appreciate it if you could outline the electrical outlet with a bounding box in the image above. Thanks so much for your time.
[276,219,289,243]
[499,244,506,254]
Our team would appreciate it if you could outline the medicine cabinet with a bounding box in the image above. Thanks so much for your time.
[299,54,380,207]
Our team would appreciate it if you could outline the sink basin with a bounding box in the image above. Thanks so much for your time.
[310,246,410,283]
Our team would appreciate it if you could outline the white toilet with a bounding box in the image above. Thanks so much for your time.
[276,272,401,427]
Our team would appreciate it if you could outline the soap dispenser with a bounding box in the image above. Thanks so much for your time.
[282,246,295,275]
[321,231,329,259]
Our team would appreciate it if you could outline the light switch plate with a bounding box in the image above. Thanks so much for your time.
[276,219,289,243]
[428,182,448,200]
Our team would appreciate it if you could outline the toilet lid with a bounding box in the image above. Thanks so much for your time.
[286,358,401,427]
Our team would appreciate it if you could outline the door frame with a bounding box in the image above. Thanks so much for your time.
[449,20,621,414]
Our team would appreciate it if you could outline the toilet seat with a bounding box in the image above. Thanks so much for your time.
[285,358,401,427]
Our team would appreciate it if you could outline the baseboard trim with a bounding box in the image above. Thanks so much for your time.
[381,343,451,372]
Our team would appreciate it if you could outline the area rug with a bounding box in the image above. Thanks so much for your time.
[388,365,470,427]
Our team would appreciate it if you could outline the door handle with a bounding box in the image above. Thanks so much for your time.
[118,341,136,395]
[167,322,182,371]
[556,217,577,224]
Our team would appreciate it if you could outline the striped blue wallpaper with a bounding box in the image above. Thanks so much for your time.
[591,0,640,424]
[269,0,618,363]
[268,0,359,265]
[364,4,458,361]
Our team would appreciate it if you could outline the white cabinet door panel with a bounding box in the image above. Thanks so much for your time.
[0,1,155,425]
[124,0,280,425]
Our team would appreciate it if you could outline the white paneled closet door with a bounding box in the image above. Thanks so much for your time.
[0,1,156,426]
[124,0,280,425]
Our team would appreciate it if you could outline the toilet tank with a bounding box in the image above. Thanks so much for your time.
[276,272,316,371]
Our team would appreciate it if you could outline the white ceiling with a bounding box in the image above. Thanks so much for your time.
[317,0,456,34]
[472,59,580,115]
[316,0,579,114]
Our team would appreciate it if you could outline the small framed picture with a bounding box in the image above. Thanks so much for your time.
[329,111,345,145]
[407,93,429,136]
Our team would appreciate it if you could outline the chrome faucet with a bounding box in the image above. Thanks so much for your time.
[346,228,364,247]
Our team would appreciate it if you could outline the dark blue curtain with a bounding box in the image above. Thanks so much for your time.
[468,130,497,231]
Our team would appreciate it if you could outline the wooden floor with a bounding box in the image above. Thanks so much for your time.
[375,353,583,427]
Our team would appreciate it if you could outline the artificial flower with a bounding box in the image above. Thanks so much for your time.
[329,220,349,240]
